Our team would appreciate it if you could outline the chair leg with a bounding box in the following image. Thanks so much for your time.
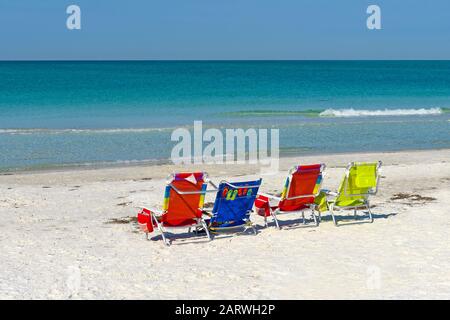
[160,229,170,246]
[330,204,338,226]
[302,212,306,224]
[272,211,280,229]
[312,208,319,226]
[151,214,169,245]
[201,220,212,241]
[366,202,374,223]
[153,217,170,246]
[264,216,268,228]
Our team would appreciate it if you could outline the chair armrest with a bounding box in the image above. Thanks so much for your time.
[321,189,338,197]
[201,209,213,218]
[138,206,164,216]
[258,192,282,202]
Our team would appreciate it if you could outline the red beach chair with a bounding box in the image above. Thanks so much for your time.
[137,172,213,246]
[255,164,325,228]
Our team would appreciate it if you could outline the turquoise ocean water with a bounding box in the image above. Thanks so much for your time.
[0,61,449,171]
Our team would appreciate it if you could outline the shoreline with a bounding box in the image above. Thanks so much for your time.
[1,147,449,177]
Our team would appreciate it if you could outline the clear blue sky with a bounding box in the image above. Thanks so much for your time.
[1,0,449,60]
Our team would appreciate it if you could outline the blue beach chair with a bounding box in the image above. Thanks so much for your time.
[207,179,262,235]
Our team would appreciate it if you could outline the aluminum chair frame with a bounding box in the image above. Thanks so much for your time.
[325,161,382,226]
[140,172,218,246]
[206,179,262,235]
[259,164,325,229]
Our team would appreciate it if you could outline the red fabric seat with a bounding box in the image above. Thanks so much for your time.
[255,164,324,226]
[160,218,198,228]
[136,172,211,246]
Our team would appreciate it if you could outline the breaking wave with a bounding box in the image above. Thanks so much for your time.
[221,107,448,118]
[319,108,444,117]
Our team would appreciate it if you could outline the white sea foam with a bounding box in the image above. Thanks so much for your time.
[319,108,443,117]
[0,127,171,135]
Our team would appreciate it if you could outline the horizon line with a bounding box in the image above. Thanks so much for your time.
[1,59,450,62]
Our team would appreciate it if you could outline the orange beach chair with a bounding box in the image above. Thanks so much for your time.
[137,172,213,246]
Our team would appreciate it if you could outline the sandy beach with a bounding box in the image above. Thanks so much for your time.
[1,149,449,299]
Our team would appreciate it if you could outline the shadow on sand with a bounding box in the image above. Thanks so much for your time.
[320,212,398,227]
[146,212,399,245]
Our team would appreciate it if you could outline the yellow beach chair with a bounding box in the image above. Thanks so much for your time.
[325,161,382,226]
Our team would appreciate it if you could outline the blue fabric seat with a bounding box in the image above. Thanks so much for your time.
[208,179,262,233]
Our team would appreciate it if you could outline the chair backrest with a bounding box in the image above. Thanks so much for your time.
[210,179,262,224]
[278,164,325,211]
[336,161,381,205]
[161,172,207,225]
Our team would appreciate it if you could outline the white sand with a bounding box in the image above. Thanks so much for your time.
[0,149,449,299]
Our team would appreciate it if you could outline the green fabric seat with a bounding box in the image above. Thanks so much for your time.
[317,161,381,226]
[335,162,378,207]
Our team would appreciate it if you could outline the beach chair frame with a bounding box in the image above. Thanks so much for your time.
[139,172,218,246]
[207,179,262,235]
[327,161,382,226]
[258,164,325,229]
